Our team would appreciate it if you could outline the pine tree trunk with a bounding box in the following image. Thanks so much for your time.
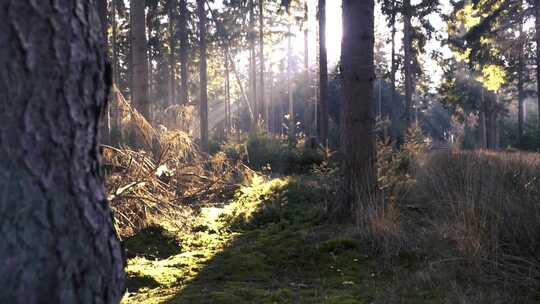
[198,0,209,152]
[403,0,413,127]
[288,22,295,141]
[518,22,525,145]
[318,0,329,146]
[341,0,377,215]
[169,0,177,106]
[249,0,258,124]
[225,49,232,135]
[131,0,150,119]
[98,0,111,145]
[536,0,540,131]
[390,0,399,144]
[304,2,310,136]
[179,0,189,104]
[0,1,125,302]
[259,0,266,124]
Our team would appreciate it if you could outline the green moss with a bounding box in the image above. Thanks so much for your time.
[124,225,181,260]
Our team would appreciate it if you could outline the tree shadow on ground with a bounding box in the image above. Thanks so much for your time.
[165,177,378,304]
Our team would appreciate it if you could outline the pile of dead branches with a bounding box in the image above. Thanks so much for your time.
[103,130,254,238]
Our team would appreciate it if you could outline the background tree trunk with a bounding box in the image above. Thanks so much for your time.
[288,22,295,140]
[198,0,209,152]
[403,0,413,127]
[259,0,266,124]
[304,2,310,136]
[518,13,525,145]
[318,0,329,146]
[249,0,258,125]
[168,0,177,106]
[131,0,150,119]
[179,0,189,104]
[341,0,377,215]
[0,1,125,302]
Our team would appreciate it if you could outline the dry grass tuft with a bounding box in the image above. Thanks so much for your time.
[416,151,540,295]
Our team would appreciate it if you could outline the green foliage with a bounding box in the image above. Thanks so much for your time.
[222,133,325,174]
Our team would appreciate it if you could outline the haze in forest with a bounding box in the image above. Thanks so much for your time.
[1,0,540,303]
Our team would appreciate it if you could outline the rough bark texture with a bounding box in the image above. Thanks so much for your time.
[131,0,150,119]
[198,0,209,152]
[536,0,540,131]
[403,0,413,127]
[341,0,377,214]
[179,0,189,104]
[318,0,329,146]
[0,1,125,302]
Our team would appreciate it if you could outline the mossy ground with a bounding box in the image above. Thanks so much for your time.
[122,175,447,304]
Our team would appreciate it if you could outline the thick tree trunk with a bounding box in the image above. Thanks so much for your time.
[318,0,329,146]
[198,0,209,152]
[536,0,540,131]
[403,0,413,127]
[0,1,125,302]
[259,0,266,124]
[131,0,150,119]
[341,0,377,215]
[179,0,189,104]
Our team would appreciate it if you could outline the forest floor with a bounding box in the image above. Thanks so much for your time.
[118,148,540,304]
[120,173,447,304]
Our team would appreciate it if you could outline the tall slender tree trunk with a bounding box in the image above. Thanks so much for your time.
[341,0,377,215]
[112,0,120,85]
[403,0,413,127]
[198,0,209,152]
[147,19,153,114]
[479,87,487,149]
[168,0,177,106]
[318,0,329,146]
[97,0,111,145]
[259,0,266,124]
[304,2,310,136]
[390,0,399,144]
[288,22,295,140]
[518,14,525,145]
[179,0,189,104]
[132,0,150,119]
[0,1,125,302]
[249,0,258,125]
[225,49,232,135]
